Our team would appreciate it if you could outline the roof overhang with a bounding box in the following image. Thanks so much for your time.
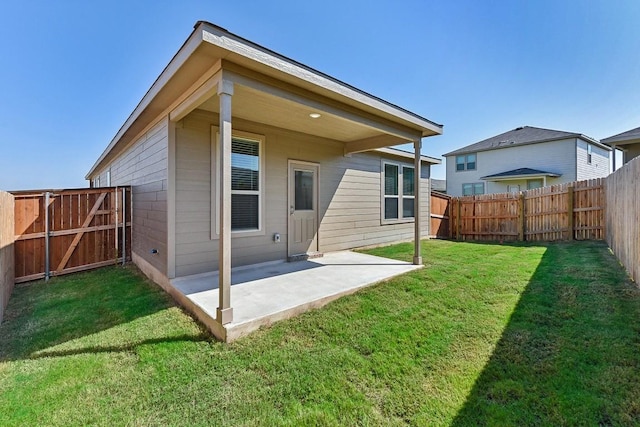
[86,21,442,179]
[374,147,441,164]
[444,135,610,157]
[481,171,561,181]
[602,136,640,148]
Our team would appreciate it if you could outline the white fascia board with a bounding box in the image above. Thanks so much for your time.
[200,23,442,137]
[375,147,441,164]
[482,173,560,181]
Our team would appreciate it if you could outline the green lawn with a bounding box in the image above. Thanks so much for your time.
[1,240,639,426]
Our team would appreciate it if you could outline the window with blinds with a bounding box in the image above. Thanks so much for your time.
[231,137,261,231]
[383,161,415,222]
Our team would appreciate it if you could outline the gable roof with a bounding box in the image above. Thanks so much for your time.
[601,126,640,145]
[443,126,607,157]
[86,21,443,179]
[481,167,561,180]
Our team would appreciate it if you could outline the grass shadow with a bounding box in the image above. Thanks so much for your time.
[0,265,183,361]
[451,240,640,425]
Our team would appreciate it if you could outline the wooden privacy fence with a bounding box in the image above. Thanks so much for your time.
[12,187,131,283]
[0,190,15,323]
[449,178,605,242]
[605,157,640,283]
[430,192,451,238]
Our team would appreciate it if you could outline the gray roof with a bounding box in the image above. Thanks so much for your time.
[481,167,561,180]
[601,126,640,145]
[444,126,606,157]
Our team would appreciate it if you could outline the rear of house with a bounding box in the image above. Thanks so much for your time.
[86,21,442,335]
[91,112,438,279]
[444,126,610,196]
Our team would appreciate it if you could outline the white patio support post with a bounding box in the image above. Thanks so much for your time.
[413,138,422,265]
[217,79,234,325]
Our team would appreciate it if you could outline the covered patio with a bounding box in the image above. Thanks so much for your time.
[170,250,421,341]
[86,21,442,342]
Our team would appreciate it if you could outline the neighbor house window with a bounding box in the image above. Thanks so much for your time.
[383,162,415,221]
[211,128,265,237]
[587,144,593,164]
[462,183,484,196]
[106,170,111,187]
[527,179,543,190]
[456,153,477,171]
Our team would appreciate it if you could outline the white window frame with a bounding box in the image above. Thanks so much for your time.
[381,160,416,224]
[462,182,484,196]
[455,153,477,171]
[211,126,266,239]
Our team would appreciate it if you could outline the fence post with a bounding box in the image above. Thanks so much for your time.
[122,187,127,265]
[567,186,574,241]
[518,192,525,241]
[456,199,462,241]
[114,187,119,264]
[44,192,50,281]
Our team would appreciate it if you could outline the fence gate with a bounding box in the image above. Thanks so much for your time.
[430,192,451,238]
[12,187,131,283]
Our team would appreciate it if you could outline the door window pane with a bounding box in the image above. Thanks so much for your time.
[384,164,398,195]
[294,170,314,210]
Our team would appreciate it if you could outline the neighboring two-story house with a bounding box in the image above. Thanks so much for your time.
[601,126,640,170]
[443,126,611,196]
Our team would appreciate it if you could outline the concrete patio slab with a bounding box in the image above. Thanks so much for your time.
[170,251,421,341]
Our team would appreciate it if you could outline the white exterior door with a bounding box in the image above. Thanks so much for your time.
[288,161,319,257]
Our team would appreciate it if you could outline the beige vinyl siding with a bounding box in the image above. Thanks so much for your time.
[174,109,430,277]
[92,119,169,274]
[576,139,610,180]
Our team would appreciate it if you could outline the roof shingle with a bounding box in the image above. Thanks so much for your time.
[444,126,603,157]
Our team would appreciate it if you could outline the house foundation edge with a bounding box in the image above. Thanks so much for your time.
[131,251,228,342]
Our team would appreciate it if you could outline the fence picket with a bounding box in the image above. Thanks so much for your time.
[11,187,132,283]
[450,179,605,242]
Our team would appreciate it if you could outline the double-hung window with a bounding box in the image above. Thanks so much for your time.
[383,162,415,222]
[462,183,484,196]
[456,153,477,171]
[231,137,261,231]
[211,128,265,237]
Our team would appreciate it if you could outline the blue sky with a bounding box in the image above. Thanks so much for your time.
[0,0,638,189]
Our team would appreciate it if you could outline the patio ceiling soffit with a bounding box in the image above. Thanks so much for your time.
[170,61,420,145]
